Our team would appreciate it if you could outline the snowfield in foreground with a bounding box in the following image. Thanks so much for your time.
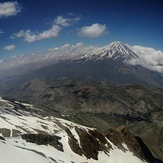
[0,138,147,163]
[0,97,147,163]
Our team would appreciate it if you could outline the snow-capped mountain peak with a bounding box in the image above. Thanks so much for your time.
[108,41,138,58]
[76,41,138,61]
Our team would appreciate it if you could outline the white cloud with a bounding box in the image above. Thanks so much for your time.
[12,26,61,43]
[49,42,97,59]
[11,30,26,38]
[3,45,16,51]
[128,45,163,73]
[78,23,108,38]
[0,43,97,70]
[54,16,80,27]
[11,16,80,43]
[11,26,61,43]
[0,1,21,18]
[0,29,4,34]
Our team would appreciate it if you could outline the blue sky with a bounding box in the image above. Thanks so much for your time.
[0,0,163,59]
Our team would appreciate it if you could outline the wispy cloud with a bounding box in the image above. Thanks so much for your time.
[11,26,61,43]
[0,29,4,35]
[78,23,108,38]
[128,45,163,73]
[49,42,97,59]
[0,43,97,70]
[54,16,80,27]
[11,16,80,43]
[3,45,16,51]
[0,1,21,18]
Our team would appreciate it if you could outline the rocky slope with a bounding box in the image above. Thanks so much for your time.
[0,97,151,163]
[1,79,163,162]
[6,79,163,121]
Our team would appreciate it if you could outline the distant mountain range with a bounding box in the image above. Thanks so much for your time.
[1,41,163,88]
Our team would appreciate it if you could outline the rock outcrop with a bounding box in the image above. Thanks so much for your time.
[21,134,63,151]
